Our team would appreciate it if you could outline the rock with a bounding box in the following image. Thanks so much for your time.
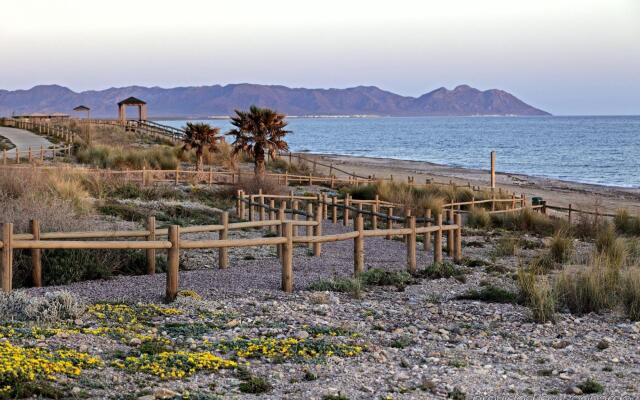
[137,396,155,400]
[566,386,583,395]
[78,344,89,353]
[153,388,179,399]
[129,338,142,346]
[295,330,310,339]
[552,340,570,349]
[596,339,610,350]
[309,292,330,304]
[71,387,82,394]
[226,319,240,328]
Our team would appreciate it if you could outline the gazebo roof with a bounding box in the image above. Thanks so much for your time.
[73,105,90,111]
[117,97,146,106]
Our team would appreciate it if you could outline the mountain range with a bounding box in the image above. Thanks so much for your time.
[0,84,550,118]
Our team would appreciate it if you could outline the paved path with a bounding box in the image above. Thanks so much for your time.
[0,126,53,158]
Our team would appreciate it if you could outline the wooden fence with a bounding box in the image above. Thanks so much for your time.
[0,192,463,300]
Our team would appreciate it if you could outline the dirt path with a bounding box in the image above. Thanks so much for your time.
[0,126,53,158]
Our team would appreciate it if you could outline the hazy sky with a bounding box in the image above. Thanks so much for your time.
[1,0,639,115]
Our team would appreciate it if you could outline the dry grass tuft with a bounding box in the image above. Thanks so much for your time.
[517,269,556,323]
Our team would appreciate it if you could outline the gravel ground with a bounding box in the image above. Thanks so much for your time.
[26,220,435,303]
[16,223,640,399]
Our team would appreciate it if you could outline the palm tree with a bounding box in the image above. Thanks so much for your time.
[227,105,290,177]
[181,122,223,171]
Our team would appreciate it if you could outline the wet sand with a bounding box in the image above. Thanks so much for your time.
[299,153,640,215]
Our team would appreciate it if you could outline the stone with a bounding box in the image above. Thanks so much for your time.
[295,330,310,339]
[129,338,142,346]
[153,388,179,399]
[566,386,583,395]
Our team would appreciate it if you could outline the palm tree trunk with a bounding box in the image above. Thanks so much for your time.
[196,149,203,171]
[254,148,266,177]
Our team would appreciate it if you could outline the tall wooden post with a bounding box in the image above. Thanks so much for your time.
[269,200,276,232]
[146,216,156,274]
[454,213,463,262]
[407,216,417,273]
[424,209,432,252]
[386,206,394,240]
[314,203,323,256]
[343,195,350,226]
[447,209,455,257]
[354,215,364,276]
[277,201,286,260]
[1,223,13,293]
[30,220,42,287]
[434,213,443,263]
[292,200,299,237]
[218,212,229,269]
[166,225,180,301]
[568,204,573,225]
[281,222,293,293]
[490,151,496,189]
[306,203,314,250]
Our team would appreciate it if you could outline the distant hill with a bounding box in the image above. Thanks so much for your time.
[0,83,550,118]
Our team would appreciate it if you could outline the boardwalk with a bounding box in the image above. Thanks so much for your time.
[0,126,53,158]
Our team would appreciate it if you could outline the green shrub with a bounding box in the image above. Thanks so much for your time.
[621,268,640,321]
[418,262,467,282]
[308,277,362,298]
[492,236,520,257]
[549,231,573,263]
[577,378,604,394]
[239,376,272,394]
[456,285,518,303]
[554,259,619,315]
[0,291,84,323]
[359,268,413,288]
[467,207,491,229]
[517,269,556,323]
[491,208,559,236]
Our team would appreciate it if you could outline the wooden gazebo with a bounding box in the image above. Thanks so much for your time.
[117,97,147,123]
[73,105,91,119]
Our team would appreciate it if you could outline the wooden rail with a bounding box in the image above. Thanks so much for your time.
[0,192,463,299]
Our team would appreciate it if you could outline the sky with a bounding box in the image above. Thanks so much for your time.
[1,0,639,115]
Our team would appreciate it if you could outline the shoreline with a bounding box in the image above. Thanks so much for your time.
[298,152,640,214]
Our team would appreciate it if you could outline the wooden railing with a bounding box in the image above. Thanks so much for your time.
[0,191,463,299]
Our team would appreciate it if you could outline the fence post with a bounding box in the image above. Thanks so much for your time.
[259,191,266,221]
[314,203,322,256]
[372,195,379,230]
[236,190,242,218]
[490,150,496,189]
[434,213,443,263]
[568,204,573,225]
[166,225,180,301]
[424,209,432,252]
[447,209,455,257]
[343,195,350,226]
[454,213,463,262]
[175,166,180,186]
[278,201,286,260]
[354,215,364,276]
[146,216,156,274]
[386,206,394,240]
[1,223,13,293]
[40,145,44,162]
[292,200,299,236]
[407,216,416,273]
[30,220,42,287]
[269,200,276,232]
[15,148,19,164]
[2,149,6,165]
[332,196,338,224]
[322,193,328,220]
[219,212,229,269]
[281,222,293,293]
[306,203,314,250]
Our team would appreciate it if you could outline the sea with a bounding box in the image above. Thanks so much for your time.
[160,116,640,189]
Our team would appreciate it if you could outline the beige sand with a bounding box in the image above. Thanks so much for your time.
[299,153,640,215]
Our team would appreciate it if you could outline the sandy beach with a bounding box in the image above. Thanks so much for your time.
[300,153,640,215]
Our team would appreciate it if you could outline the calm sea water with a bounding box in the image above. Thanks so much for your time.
[160,116,640,188]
